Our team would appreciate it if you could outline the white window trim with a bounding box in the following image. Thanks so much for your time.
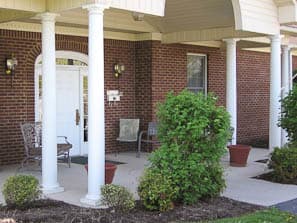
[187,53,208,95]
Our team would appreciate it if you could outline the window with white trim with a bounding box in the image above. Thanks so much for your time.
[187,53,207,94]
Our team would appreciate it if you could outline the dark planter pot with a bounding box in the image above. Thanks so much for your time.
[227,144,251,167]
[84,162,117,184]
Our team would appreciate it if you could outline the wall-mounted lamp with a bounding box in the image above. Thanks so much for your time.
[5,55,18,75]
[132,12,145,21]
[113,63,125,78]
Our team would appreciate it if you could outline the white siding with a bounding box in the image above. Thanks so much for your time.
[47,0,165,16]
[0,0,45,12]
[110,0,165,16]
[232,0,279,35]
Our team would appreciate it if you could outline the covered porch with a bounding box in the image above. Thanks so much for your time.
[1,149,297,207]
[1,0,297,207]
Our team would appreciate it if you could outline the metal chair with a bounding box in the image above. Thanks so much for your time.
[116,119,140,154]
[20,122,72,168]
[227,127,235,145]
[137,122,160,157]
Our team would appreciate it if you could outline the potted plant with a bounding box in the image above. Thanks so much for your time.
[84,162,117,184]
[227,144,251,167]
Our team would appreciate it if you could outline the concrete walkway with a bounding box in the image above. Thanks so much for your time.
[1,148,297,208]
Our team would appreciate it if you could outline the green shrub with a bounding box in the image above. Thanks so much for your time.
[279,85,297,144]
[138,169,178,212]
[268,146,297,183]
[101,184,135,212]
[2,175,40,207]
[149,91,230,204]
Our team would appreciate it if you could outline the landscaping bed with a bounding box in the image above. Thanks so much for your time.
[0,197,263,223]
[254,171,297,185]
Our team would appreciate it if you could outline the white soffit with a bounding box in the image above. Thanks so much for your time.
[110,0,166,16]
[145,0,234,33]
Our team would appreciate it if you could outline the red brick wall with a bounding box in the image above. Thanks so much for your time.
[237,50,270,146]
[148,42,281,147]
[135,41,153,131]
[0,29,294,165]
[151,42,226,122]
[0,30,136,165]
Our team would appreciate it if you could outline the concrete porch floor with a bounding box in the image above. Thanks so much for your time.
[1,148,297,207]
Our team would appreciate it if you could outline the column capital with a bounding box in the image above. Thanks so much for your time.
[268,34,283,42]
[223,38,240,44]
[40,12,59,22]
[282,44,293,51]
[83,1,110,13]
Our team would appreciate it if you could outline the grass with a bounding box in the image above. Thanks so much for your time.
[203,209,297,223]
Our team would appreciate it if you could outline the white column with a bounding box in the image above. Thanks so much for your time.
[81,3,109,206]
[269,35,282,151]
[224,39,238,145]
[41,13,63,194]
[289,50,293,91]
[281,45,290,146]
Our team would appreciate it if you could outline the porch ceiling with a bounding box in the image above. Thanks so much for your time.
[144,0,235,33]
[0,8,35,23]
[24,8,158,34]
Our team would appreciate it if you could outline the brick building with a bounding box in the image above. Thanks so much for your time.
[1,0,297,205]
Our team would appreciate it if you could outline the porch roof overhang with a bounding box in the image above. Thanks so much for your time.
[1,0,297,52]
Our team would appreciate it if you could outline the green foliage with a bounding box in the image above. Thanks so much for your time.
[268,146,297,183]
[138,169,179,212]
[206,208,297,223]
[101,184,135,212]
[143,90,230,205]
[157,91,230,161]
[2,175,40,208]
[279,85,297,144]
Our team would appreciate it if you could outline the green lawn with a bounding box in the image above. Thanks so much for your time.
[203,209,297,223]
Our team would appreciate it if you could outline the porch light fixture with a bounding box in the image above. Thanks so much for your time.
[113,63,125,78]
[132,12,144,21]
[5,55,18,75]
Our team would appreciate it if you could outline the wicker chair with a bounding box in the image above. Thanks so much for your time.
[20,122,72,168]
[137,122,160,157]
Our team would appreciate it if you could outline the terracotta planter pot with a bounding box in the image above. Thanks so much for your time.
[227,144,251,167]
[84,162,117,184]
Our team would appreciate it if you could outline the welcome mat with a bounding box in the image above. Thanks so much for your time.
[254,159,269,164]
[71,156,125,165]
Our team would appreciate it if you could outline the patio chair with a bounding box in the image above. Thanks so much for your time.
[228,127,235,145]
[137,122,160,157]
[116,119,139,154]
[20,122,72,168]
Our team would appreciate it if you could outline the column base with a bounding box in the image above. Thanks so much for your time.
[42,185,64,195]
[80,194,100,207]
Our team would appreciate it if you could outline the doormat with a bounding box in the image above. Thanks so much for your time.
[254,159,269,164]
[70,156,125,165]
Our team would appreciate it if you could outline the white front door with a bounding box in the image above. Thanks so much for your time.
[56,66,80,156]
[35,65,88,156]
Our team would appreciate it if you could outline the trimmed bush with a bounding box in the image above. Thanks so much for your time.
[268,146,297,183]
[101,184,135,212]
[148,91,230,205]
[2,175,40,207]
[138,169,178,212]
[279,85,297,144]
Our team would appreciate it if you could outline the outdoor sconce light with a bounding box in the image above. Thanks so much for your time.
[5,55,18,75]
[113,63,125,78]
[132,12,145,21]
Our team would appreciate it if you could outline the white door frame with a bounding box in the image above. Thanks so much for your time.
[34,51,89,155]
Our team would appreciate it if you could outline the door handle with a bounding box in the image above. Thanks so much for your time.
[75,109,80,125]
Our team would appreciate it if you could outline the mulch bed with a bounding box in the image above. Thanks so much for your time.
[0,197,263,223]
[254,171,297,185]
